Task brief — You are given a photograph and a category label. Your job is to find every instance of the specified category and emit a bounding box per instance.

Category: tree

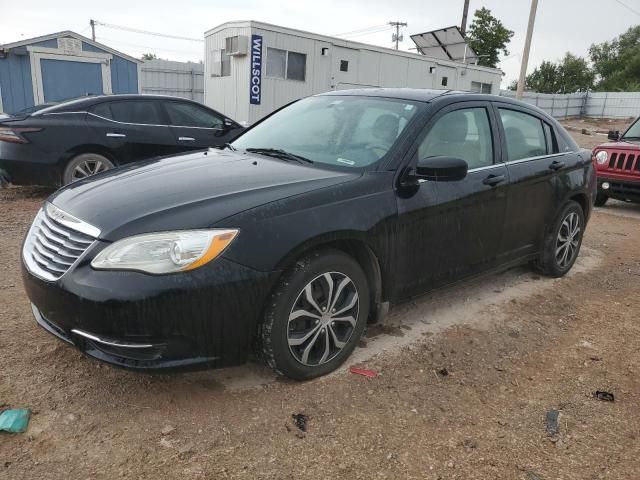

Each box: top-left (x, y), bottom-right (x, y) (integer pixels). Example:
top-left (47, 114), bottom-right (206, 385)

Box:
top-left (141, 53), bottom-right (158, 61)
top-left (525, 60), bottom-right (559, 93)
top-left (590, 26), bottom-right (640, 91)
top-left (520, 54), bottom-right (593, 94)
top-left (556, 53), bottom-right (594, 93)
top-left (466, 7), bottom-right (514, 68)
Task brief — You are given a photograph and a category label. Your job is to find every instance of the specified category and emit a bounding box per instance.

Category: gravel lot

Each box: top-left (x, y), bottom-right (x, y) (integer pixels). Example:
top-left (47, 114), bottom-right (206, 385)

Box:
top-left (1, 119), bottom-right (639, 479)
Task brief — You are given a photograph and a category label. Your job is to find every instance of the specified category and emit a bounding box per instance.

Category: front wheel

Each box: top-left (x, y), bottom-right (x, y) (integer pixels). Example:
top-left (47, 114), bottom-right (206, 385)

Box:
top-left (534, 201), bottom-right (585, 278)
top-left (260, 249), bottom-right (370, 380)
top-left (63, 153), bottom-right (114, 185)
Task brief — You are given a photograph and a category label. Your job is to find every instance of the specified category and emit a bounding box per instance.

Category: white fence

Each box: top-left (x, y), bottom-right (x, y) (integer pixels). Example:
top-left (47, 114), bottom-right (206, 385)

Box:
top-left (499, 90), bottom-right (640, 119)
top-left (140, 59), bottom-right (204, 103)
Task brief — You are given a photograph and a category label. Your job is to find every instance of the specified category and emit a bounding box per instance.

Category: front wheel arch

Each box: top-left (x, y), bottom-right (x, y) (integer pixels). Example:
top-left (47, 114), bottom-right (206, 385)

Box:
top-left (271, 236), bottom-right (385, 321)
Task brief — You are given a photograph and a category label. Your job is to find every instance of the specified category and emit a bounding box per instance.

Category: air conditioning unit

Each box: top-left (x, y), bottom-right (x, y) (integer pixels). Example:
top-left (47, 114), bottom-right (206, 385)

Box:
top-left (225, 36), bottom-right (248, 56)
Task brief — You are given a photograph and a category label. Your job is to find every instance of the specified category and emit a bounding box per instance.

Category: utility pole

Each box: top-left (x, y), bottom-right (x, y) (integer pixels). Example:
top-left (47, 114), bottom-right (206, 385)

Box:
top-left (90, 19), bottom-right (96, 41)
top-left (461, 0), bottom-right (471, 35)
top-left (516, 0), bottom-right (538, 99)
top-left (389, 21), bottom-right (407, 50)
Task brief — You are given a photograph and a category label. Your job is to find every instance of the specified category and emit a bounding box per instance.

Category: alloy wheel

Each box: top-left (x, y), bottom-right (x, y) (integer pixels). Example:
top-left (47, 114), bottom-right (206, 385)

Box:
top-left (287, 272), bottom-right (359, 366)
top-left (555, 212), bottom-right (581, 269)
top-left (72, 159), bottom-right (108, 181)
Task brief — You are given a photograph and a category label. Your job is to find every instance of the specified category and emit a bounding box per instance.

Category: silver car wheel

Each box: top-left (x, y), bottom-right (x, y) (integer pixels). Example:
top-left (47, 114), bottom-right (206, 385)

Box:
top-left (287, 272), bottom-right (359, 367)
top-left (555, 211), bottom-right (581, 268)
top-left (72, 158), bottom-right (108, 181)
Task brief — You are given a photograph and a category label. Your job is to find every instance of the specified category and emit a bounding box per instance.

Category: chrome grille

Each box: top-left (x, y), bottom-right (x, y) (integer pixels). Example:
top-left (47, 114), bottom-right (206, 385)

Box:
top-left (23, 203), bottom-right (99, 281)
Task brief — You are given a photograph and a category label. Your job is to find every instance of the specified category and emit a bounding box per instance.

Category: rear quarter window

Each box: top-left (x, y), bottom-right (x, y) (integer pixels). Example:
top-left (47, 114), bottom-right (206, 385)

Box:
top-left (91, 103), bottom-right (113, 119)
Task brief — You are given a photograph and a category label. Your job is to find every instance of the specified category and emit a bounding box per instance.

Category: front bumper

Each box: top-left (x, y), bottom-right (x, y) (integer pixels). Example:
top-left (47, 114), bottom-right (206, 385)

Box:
top-left (598, 175), bottom-right (640, 203)
top-left (22, 255), bottom-right (279, 371)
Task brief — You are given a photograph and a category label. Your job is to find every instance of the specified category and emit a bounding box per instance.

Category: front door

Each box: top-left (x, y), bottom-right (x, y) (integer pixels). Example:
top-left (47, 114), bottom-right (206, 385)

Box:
top-left (395, 102), bottom-right (508, 298)
top-left (162, 100), bottom-right (239, 151)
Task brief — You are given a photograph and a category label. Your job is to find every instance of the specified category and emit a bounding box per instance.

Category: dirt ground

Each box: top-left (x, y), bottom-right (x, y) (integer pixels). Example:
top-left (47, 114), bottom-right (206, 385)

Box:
top-left (1, 120), bottom-right (640, 479)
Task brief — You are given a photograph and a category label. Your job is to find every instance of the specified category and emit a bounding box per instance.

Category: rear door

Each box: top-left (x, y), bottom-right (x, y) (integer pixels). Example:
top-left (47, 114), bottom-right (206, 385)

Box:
top-left (493, 104), bottom-right (563, 260)
top-left (87, 100), bottom-right (176, 164)
top-left (162, 100), bottom-right (241, 151)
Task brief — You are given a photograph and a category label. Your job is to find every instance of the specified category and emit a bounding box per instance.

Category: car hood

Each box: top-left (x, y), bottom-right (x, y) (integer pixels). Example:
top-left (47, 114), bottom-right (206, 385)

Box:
top-left (50, 149), bottom-right (359, 241)
top-left (595, 141), bottom-right (640, 151)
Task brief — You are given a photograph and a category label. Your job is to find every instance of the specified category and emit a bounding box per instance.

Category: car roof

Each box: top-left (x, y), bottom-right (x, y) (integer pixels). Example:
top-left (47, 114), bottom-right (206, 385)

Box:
top-left (32, 94), bottom-right (201, 115)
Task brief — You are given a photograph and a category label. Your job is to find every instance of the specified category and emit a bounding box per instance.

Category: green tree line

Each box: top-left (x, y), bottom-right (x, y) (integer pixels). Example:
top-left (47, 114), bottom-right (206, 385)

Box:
top-left (509, 26), bottom-right (640, 93)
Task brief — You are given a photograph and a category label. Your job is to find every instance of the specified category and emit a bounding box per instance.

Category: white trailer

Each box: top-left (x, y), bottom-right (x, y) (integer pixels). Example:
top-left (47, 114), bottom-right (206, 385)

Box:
top-left (204, 21), bottom-right (502, 126)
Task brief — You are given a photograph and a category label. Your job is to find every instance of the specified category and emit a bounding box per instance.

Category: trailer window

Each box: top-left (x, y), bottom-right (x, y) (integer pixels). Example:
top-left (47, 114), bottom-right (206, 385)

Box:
top-left (266, 48), bottom-right (306, 81)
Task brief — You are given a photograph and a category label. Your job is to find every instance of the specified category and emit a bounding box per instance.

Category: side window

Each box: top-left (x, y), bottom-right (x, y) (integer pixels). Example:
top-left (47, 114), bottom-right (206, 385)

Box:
top-left (418, 107), bottom-right (494, 169)
top-left (91, 103), bottom-right (112, 119)
top-left (164, 102), bottom-right (224, 129)
top-left (499, 109), bottom-right (548, 161)
top-left (108, 101), bottom-right (162, 125)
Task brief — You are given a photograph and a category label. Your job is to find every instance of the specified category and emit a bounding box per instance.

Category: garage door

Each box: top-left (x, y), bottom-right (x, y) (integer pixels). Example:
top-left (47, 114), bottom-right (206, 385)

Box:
top-left (40, 59), bottom-right (104, 102)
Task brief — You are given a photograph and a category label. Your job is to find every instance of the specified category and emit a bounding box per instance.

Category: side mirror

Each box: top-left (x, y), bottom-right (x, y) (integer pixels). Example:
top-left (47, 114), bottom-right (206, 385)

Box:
top-left (224, 118), bottom-right (234, 128)
top-left (416, 156), bottom-right (468, 182)
top-left (608, 130), bottom-right (620, 141)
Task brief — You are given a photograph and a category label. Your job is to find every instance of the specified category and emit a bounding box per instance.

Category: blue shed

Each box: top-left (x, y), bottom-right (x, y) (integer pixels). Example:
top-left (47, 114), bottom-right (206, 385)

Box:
top-left (0, 31), bottom-right (141, 114)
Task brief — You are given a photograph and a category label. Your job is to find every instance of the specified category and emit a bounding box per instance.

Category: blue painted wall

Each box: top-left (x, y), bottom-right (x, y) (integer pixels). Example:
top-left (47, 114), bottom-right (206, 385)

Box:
top-left (0, 53), bottom-right (34, 113)
top-left (0, 35), bottom-right (139, 113)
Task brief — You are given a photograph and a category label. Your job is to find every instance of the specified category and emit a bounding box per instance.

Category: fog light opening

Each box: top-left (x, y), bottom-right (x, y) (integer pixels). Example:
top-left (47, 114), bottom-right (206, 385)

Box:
top-left (602, 182), bottom-right (610, 190)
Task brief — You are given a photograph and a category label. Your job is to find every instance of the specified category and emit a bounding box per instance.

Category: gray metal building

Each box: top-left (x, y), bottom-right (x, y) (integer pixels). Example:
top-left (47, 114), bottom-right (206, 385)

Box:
top-left (204, 20), bottom-right (503, 125)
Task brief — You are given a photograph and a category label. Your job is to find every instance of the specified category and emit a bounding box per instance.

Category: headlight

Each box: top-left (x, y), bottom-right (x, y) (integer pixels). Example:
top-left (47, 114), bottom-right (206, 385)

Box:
top-left (595, 150), bottom-right (608, 165)
top-left (91, 229), bottom-right (238, 274)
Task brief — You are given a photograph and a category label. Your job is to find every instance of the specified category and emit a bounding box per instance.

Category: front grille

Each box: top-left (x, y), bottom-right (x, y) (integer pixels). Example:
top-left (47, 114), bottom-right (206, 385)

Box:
top-left (23, 203), bottom-right (99, 281)
top-left (606, 151), bottom-right (640, 173)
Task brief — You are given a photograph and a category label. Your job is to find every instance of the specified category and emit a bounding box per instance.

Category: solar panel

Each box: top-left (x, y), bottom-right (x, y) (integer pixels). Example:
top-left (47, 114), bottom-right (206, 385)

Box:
top-left (410, 26), bottom-right (478, 64)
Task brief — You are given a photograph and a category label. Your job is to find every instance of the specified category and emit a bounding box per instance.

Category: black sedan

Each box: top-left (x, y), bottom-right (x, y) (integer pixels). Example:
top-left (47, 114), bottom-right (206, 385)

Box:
top-left (0, 94), bottom-right (243, 187)
top-left (22, 89), bottom-right (596, 380)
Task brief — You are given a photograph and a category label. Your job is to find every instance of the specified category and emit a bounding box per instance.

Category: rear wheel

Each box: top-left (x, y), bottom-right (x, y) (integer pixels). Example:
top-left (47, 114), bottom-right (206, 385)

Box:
top-left (594, 192), bottom-right (608, 207)
top-left (63, 153), bottom-right (114, 185)
top-left (534, 201), bottom-right (585, 278)
top-left (260, 249), bottom-right (370, 380)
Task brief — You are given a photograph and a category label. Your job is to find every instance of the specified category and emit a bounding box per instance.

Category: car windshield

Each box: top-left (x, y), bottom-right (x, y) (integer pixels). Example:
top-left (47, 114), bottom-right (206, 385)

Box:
top-left (622, 119), bottom-right (640, 140)
top-left (232, 96), bottom-right (420, 168)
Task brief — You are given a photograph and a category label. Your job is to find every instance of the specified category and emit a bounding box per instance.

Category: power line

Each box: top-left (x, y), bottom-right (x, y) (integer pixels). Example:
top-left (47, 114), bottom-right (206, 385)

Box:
top-left (612, 0), bottom-right (640, 16)
top-left (93, 20), bottom-right (204, 42)
top-left (95, 36), bottom-right (202, 57)
top-left (340, 26), bottom-right (394, 39)
top-left (334, 24), bottom-right (391, 37)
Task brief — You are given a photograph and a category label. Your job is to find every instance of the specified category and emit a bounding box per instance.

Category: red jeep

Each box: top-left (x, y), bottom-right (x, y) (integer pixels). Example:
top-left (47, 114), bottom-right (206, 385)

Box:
top-left (593, 118), bottom-right (640, 206)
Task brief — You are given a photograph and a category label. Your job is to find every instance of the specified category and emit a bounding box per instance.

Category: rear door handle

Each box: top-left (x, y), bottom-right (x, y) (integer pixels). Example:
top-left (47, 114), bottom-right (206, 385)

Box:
top-left (178, 136), bottom-right (195, 142)
top-left (482, 174), bottom-right (505, 186)
top-left (549, 160), bottom-right (566, 171)
top-left (106, 133), bottom-right (126, 138)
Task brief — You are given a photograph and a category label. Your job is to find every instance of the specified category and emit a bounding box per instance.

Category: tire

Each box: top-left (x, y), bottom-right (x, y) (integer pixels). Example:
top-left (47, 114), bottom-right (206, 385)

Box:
top-left (594, 192), bottom-right (608, 207)
top-left (63, 153), bottom-right (114, 185)
top-left (534, 200), bottom-right (585, 278)
top-left (260, 249), bottom-right (370, 380)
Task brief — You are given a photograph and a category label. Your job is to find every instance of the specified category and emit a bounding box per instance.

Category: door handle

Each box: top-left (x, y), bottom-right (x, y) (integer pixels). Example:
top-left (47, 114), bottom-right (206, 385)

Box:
top-left (106, 133), bottom-right (126, 138)
top-left (178, 136), bottom-right (195, 142)
top-left (482, 174), bottom-right (505, 186)
top-left (549, 160), bottom-right (566, 171)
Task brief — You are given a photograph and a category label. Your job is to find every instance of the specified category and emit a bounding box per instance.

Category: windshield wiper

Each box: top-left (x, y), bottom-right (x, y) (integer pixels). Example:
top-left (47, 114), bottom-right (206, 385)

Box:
top-left (245, 148), bottom-right (314, 164)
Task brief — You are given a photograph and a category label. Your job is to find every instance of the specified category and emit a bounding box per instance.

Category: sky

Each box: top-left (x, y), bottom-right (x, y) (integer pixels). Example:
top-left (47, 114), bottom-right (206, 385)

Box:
top-left (1, 0), bottom-right (640, 87)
